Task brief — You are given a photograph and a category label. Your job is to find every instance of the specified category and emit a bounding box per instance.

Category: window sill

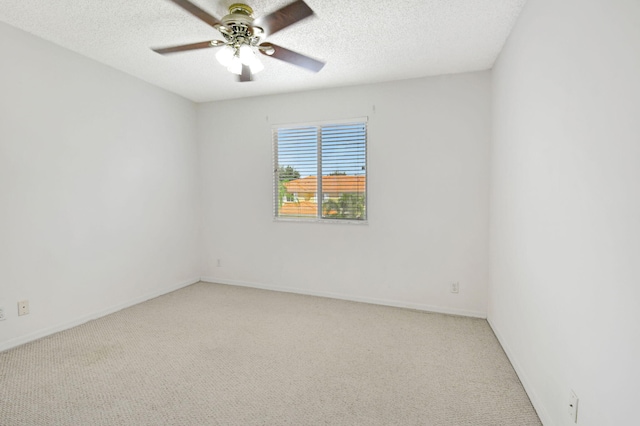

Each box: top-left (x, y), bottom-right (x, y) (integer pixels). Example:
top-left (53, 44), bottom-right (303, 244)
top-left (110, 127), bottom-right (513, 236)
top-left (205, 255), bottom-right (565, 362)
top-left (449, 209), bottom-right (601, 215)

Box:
top-left (274, 217), bottom-right (368, 225)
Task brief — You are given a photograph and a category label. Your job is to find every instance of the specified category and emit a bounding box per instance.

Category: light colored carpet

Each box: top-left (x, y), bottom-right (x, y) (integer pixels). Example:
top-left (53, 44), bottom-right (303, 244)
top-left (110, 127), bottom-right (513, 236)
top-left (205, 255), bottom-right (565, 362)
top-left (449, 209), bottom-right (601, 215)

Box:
top-left (0, 282), bottom-right (541, 425)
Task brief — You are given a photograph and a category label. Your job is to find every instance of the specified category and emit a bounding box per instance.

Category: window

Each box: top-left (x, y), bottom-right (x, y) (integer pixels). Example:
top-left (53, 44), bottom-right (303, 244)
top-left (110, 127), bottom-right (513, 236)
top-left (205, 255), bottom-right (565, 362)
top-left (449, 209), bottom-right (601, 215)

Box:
top-left (273, 119), bottom-right (367, 222)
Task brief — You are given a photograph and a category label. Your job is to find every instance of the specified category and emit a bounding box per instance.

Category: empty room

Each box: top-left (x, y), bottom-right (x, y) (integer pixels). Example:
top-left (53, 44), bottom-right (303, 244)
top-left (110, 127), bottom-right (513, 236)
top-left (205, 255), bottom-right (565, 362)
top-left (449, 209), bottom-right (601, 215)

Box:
top-left (1, 0), bottom-right (638, 425)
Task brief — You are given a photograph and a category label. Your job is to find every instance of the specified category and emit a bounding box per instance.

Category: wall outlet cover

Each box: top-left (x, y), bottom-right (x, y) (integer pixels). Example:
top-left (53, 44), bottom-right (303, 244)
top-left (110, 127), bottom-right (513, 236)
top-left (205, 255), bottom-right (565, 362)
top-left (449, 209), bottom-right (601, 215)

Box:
top-left (18, 300), bottom-right (29, 316)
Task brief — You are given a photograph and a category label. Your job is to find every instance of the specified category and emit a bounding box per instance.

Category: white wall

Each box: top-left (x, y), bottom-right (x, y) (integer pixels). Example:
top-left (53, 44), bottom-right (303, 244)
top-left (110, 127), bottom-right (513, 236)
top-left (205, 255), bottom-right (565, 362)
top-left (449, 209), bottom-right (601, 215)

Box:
top-left (489, 0), bottom-right (640, 424)
top-left (0, 23), bottom-right (201, 351)
top-left (199, 73), bottom-right (491, 317)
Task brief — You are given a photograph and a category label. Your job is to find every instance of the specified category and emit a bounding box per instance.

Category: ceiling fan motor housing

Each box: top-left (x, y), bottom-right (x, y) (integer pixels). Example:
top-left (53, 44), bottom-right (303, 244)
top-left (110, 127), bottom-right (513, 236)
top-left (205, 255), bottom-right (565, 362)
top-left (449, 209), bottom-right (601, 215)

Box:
top-left (219, 3), bottom-right (264, 47)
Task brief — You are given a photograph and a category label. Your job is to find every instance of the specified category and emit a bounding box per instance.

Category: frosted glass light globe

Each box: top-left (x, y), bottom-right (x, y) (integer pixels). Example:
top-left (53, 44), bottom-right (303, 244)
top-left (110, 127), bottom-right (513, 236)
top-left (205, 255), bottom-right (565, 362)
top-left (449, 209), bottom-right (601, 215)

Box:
top-left (215, 46), bottom-right (234, 67)
top-left (238, 44), bottom-right (255, 65)
top-left (250, 58), bottom-right (264, 74)
top-left (227, 56), bottom-right (242, 75)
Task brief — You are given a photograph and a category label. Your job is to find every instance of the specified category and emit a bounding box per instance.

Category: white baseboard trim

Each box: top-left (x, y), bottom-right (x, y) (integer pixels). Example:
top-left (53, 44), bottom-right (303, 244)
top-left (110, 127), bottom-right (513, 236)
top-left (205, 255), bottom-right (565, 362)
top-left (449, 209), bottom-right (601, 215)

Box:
top-left (201, 277), bottom-right (487, 319)
top-left (487, 318), bottom-right (552, 426)
top-left (0, 277), bottom-right (200, 353)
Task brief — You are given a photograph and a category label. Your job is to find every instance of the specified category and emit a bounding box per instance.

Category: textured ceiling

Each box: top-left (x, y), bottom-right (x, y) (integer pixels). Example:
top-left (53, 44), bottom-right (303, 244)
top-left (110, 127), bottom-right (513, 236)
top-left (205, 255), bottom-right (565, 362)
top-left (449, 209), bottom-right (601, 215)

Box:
top-left (0, 0), bottom-right (527, 102)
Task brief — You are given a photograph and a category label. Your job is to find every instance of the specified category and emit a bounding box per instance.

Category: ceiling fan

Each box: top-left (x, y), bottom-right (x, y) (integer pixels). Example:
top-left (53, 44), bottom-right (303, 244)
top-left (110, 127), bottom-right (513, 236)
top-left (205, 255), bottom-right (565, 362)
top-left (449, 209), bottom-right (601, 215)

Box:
top-left (152, 0), bottom-right (325, 82)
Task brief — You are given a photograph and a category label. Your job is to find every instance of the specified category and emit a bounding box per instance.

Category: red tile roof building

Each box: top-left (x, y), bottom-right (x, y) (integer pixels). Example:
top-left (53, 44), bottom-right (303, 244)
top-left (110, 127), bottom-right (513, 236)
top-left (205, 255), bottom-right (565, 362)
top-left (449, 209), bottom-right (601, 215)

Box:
top-left (284, 175), bottom-right (365, 196)
top-left (279, 175), bottom-right (365, 217)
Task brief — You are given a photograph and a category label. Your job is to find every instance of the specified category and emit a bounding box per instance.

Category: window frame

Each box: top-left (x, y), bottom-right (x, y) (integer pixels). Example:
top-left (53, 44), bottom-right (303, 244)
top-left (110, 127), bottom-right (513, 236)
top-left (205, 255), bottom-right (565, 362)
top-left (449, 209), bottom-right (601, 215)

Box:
top-left (272, 117), bottom-right (368, 225)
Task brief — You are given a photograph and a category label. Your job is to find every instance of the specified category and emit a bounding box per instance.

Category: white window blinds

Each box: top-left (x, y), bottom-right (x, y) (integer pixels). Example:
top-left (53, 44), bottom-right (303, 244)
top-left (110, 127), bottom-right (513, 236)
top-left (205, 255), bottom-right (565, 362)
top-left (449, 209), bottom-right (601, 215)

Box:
top-left (274, 120), bottom-right (367, 221)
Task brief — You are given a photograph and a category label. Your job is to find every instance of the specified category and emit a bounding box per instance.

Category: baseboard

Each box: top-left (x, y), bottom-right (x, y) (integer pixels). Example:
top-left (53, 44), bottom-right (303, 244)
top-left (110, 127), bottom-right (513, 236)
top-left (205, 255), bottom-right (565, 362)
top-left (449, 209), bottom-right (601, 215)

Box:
top-left (487, 318), bottom-right (553, 426)
top-left (0, 277), bottom-right (200, 353)
top-left (201, 276), bottom-right (487, 319)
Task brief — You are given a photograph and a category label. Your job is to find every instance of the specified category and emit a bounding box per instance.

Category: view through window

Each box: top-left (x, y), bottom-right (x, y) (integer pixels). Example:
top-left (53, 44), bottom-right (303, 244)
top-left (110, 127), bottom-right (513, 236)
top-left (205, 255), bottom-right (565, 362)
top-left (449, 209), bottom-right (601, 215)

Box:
top-left (273, 120), bottom-right (367, 221)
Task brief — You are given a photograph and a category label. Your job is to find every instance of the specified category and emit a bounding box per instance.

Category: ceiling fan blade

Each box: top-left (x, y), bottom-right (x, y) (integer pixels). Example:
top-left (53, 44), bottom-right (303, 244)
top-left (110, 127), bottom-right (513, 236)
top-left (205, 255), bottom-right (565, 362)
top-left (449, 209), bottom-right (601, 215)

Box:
top-left (168, 0), bottom-right (221, 28)
top-left (152, 41), bottom-right (221, 54)
top-left (252, 0), bottom-right (314, 37)
top-left (259, 43), bottom-right (325, 73)
top-left (239, 65), bottom-right (252, 82)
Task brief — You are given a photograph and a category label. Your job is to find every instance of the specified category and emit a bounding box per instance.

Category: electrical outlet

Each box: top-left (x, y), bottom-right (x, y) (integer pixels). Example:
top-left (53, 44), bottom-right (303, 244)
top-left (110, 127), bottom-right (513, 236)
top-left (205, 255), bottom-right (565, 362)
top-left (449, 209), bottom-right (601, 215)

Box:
top-left (569, 390), bottom-right (579, 423)
top-left (0, 307), bottom-right (5, 321)
top-left (18, 300), bottom-right (29, 316)
top-left (450, 282), bottom-right (459, 293)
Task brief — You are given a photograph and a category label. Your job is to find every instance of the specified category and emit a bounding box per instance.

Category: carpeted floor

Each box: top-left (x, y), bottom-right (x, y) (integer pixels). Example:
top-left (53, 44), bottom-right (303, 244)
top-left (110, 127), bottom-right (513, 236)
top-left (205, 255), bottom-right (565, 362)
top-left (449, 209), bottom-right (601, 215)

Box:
top-left (0, 282), bottom-right (541, 425)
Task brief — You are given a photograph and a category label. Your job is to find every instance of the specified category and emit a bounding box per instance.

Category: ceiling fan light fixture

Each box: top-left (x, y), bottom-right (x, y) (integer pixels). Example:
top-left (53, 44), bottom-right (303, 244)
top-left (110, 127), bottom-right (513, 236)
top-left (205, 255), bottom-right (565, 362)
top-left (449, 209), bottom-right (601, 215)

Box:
top-left (238, 44), bottom-right (255, 65)
top-left (249, 57), bottom-right (264, 74)
top-left (215, 45), bottom-right (235, 66)
top-left (227, 56), bottom-right (243, 75)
